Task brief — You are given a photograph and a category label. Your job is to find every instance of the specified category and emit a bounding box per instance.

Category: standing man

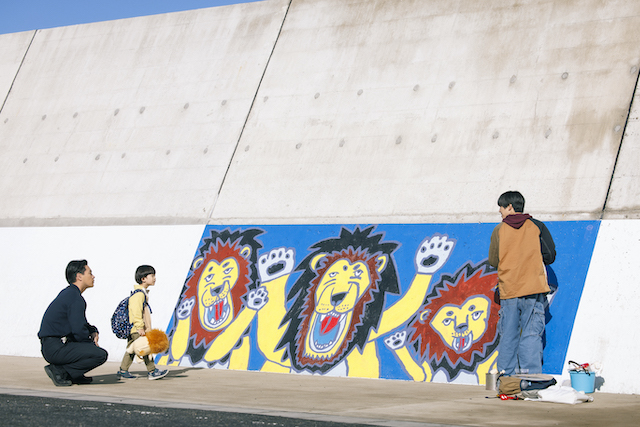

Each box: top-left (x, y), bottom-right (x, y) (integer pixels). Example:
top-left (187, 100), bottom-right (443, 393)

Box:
top-left (488, 191), bottom-right (555, 376)
top-left (38, 260), bottom-right (108, 386)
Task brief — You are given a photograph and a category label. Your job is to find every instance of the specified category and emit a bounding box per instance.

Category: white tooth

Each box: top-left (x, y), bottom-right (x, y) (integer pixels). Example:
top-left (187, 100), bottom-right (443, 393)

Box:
top-left (338, 314), bottom-right (346, 327)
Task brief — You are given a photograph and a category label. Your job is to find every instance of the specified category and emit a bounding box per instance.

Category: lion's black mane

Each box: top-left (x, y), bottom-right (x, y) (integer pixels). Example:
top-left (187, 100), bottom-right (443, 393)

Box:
top-left (278, 226), bottom-right (400, 373)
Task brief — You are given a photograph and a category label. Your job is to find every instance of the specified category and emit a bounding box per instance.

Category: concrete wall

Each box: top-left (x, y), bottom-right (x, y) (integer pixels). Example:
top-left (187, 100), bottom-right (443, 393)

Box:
top-left (1, 0), bottom-right (640, 394)
top-left (0, 31), bottom-right (33, 107)
top-left (0, 0), bottom-right (290, 226)
top-left (217, 0), bottom-right (640, 224)
top-left (607, 66), bottom-right (640, 218)
top-left (2, 0), bottom-right (640, 226)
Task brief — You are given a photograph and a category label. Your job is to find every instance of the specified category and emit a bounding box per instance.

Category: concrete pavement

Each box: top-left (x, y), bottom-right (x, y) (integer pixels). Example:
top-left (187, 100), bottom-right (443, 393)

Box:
top-left (1, 356), bottom-right (639, 426)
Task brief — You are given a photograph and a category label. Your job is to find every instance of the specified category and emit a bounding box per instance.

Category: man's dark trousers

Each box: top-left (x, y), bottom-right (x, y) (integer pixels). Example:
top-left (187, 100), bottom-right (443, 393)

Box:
top-left (41, 337), bottom-right (108, 379)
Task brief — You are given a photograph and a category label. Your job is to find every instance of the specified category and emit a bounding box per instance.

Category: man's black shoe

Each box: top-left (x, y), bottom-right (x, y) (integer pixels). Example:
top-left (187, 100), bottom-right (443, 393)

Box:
top-left (71, 375), bottom-right (93, 385)
top-left (44, 365), bottom-right (72, 387)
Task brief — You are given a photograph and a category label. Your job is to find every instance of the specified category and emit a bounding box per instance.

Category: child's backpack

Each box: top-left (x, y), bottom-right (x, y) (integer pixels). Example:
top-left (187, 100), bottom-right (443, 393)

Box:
top-left (111, 289), bottom-right (149, 339)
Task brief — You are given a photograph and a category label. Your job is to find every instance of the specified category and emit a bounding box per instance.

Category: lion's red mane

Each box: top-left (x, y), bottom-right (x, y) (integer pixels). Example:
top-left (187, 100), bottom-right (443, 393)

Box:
top-left (182, 239), bottom-right (250, 349)
top-left (408, 264), bottom-right (498, 368)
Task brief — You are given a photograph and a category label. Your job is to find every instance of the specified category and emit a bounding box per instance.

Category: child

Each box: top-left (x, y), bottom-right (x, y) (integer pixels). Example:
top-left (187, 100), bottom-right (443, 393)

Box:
top-left (117, 265), bottom-right (168, 380)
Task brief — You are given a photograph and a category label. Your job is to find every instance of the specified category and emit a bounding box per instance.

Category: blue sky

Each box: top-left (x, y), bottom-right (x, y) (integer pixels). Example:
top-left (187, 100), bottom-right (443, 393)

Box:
top-left (0, 1), bottom-right (261, 35)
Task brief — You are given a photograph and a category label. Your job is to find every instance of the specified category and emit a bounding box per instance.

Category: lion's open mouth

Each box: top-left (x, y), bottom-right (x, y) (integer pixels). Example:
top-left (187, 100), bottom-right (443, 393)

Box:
top-left (452, 330), bottom-right (473, 353)
top-left (203, 299), bottom-right (230, 330)
top-left (309, 312), bottom-right (347, 353)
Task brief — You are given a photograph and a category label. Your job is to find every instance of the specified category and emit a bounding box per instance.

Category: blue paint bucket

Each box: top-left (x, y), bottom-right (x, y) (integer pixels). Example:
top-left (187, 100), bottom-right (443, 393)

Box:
top-left (570, 371), bottom-right (596, 393)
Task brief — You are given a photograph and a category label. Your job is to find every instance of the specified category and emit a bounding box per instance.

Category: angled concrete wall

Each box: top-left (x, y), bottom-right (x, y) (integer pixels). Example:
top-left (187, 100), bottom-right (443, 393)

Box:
top-left (606, 74), bottom-right (640, 218)
top-left (1, 0), bottom-right (640, 226)
top-left (2, 0), bottom-right (640, 395)
top-left (217, 0), bottom-right (640, 224)
top-left (0, 31), bottom-right (33, 107)
top-left (0, 0), bottom-right (290, 226)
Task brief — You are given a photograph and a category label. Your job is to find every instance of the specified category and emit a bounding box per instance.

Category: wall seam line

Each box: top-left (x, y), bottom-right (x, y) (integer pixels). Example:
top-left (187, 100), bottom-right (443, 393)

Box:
top-left (600, 68), bottom-right (640, 219)
top-left (207, 0), bottom-right (294, 221)
top-left (0, 30), bottom-right (37, 115)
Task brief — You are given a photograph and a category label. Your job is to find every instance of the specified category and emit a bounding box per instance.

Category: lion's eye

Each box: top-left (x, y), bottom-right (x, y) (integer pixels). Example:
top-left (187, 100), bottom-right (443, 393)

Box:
top-left (329, 272), bottom-right (338, 278)
top-left (205, 274), bottom-right (214, 282)
top-left (223, 268), bottom-right (233, 274)
top-left (353, 269), bottom-right (362, 277)
top-left (472, 311), bottom-right (483, 321)
top-left (443, 318), bottom-right (453, 326)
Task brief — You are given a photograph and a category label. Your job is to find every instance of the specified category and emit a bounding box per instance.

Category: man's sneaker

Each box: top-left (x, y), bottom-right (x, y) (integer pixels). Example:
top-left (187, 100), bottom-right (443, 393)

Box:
top-left (44, 365), bottom-right (72, 387)
top-left (148, 368), bottom-right (168, 380)
top-left (116, 370), bottom-right (137, 380)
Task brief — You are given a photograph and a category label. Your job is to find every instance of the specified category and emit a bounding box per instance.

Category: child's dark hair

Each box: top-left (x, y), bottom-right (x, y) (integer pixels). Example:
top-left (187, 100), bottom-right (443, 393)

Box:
top-left (497, 191), bottom-right (525, 213)
top-left (135, 265), bottom-right (156, 284)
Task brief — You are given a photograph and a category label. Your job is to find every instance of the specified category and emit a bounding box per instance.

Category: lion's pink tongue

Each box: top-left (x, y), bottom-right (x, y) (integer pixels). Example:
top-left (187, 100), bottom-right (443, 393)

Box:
top-left (320, 315), bottom-right (339, 334)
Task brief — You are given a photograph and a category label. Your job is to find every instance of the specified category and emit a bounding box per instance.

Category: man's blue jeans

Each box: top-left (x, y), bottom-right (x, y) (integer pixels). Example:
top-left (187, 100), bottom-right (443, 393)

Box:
top-left (497, 293), bottom-right (546, 375)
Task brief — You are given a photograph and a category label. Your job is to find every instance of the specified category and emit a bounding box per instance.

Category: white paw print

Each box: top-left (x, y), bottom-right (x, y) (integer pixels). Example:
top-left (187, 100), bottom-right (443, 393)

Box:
top-left (246, 286), bottom-right (269, 311)
top-left (415, 234), bottom-right (455, 274)
top-left (258, 247), bottom-right (295, 282)
top-left (176, 297), bottom-right (195, 320)
top-left (384, 330), bottom-right (407, 350)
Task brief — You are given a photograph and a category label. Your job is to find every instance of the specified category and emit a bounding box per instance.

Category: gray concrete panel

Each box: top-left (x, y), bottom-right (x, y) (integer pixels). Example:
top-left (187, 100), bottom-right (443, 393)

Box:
top-left (0, 31), bottom-right (33, 109)
top-left (0, 1), bottom-right (289, 225)
top-left (605, 70), bottom-right (640, 218)
top-left (214, 0), bottom-right (640, 224)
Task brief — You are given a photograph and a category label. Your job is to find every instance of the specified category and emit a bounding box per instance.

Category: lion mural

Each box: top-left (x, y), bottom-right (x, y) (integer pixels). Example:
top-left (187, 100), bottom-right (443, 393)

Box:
top-left (158, 228), bottom-right (267, 369)
top-left (384, 260), bottom-right (499, 384)
top-left (276, 226), bottom-right (455, 377)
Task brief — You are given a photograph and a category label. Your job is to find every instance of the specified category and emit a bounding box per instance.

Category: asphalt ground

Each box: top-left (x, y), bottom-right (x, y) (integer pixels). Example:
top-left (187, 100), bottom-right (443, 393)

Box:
top-left (0, 393), bottom-right (376, 427)
top-left (2, 356), bottom-right (640, 426)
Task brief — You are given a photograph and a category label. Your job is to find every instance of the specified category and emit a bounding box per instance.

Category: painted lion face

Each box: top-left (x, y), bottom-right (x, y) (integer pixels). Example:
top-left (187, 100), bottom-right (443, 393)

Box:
top-left (305, 258), bottom-right (372, 358)
top-left (280, 226), bottom-right (400, 374)
top-left (407, 261), bottom-right (499, 375)
top-left (429, 295), bottom-right (490, 353)
top-left (197, 257), bottom-right (240, 331)
top-left (166, 228), bottom-right (263, 365)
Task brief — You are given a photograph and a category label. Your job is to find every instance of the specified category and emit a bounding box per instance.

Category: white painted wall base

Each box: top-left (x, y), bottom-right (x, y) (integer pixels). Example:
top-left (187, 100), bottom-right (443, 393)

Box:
top-left (0, 225), bottom-right (204, 363)
top-left (562, 220), bottom-right (640, 394)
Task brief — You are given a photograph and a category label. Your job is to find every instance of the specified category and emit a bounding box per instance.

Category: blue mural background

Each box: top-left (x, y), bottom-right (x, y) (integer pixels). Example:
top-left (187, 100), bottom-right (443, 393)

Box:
top-left (163, 221), bottom-right (599, 378)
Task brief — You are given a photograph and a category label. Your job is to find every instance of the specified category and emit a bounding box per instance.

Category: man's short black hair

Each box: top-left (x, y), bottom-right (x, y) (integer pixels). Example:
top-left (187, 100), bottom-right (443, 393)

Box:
top-left (135, 265), bottom-right (156, 284)
top-left (66, 260), bottom-right (88, 285)
top-left (497, 191), bottom-right (525, 213)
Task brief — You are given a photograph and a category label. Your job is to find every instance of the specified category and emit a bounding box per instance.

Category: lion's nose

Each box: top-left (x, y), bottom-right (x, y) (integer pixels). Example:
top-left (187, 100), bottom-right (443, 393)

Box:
top-left (456, 323), bottom-right (468, 332)
top-left (210, 285), bottom-right (223, 296)
top-left (331, 292), bottom-right (347, 306)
